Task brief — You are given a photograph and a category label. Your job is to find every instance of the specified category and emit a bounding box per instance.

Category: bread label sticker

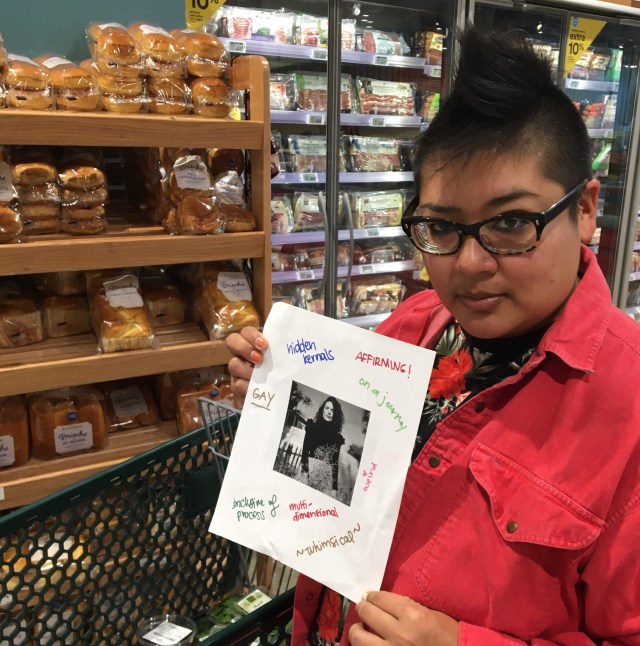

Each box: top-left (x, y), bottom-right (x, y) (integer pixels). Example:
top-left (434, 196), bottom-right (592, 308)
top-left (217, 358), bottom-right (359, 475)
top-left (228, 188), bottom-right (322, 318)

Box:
top-left (8, 54), bottom-right (36, 64)
top-left (98, 22), bottom-right (125, 30)
top-left (218, 272), bottom-right (252, 302)
top-left (142, 620), bottom-right (193, 646)
top-left (40, 56), bottom-right (73, 69)
top-left (236, 589), bottom-right (272, 613)
top-left (174, 156), bottom-right (211, 191)
top-left (0, 435), bottom-right (16, 467)
top-left (104, 274), bottom-right (144, 309)
top-left (54, 422), bottom-right (93, 454)
top-left (0, 162), bottom-right (15, 203)
top-left (111, 386), bottom-right (149, 420)
top-left (138, 24), bottom-right (171, 36)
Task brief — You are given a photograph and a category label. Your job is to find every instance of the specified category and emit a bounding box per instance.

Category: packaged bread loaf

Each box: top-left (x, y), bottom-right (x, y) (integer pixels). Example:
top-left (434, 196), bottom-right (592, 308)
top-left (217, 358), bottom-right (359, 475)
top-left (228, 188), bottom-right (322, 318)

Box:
top-left (213, 171), bottom-right (255, 232)
top-left (0, 204), bottom-right (22, 242)
top-left (155, 367), bottom-right (222, 420)
top-left (0, 281), bottom-right (43, 348)
top-left (91, 271), bottom-right (157, 353)
top-left (102, 378), bottom-right (159, 432)
top-left (176, 376), bottom-right (234, 435)
top-left (142, 281), bottom-right (187, 328)
top-left (11, 149), bottom-right (56, 186)
top-left (208, 148), bottom-right (245, 177)
top-left (42, 295), bottom-right (91, 338)
top-left (28, 387), bottom-right (107, 460)
top-left (171, 28), bottom-right (228, 78)
top-left (0, 396), bottom-right (29, 469)
top-left (34, 55), bottom-right (99, 112)
top-left (3, 55), bottom-right (53, 110)
top-left (193, 263), bottom-right (260, 340)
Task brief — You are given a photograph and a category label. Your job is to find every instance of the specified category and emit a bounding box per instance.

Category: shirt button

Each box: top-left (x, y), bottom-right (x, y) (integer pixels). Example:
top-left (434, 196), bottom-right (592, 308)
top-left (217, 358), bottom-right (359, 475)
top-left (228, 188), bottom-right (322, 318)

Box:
top-left (506, 521), bottom-right (518, 533)
top-left (428, 455), bottom-right (441, 468)
top-left (305, 592), bottom-right (315, 602)
top-left (474, 401), bottom-right (485, 413)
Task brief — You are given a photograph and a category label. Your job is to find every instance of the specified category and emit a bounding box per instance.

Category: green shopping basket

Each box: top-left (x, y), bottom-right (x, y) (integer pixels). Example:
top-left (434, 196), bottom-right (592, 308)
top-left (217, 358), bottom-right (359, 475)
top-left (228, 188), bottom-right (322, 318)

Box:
top-left (0, 400), bottom-right (296, 645)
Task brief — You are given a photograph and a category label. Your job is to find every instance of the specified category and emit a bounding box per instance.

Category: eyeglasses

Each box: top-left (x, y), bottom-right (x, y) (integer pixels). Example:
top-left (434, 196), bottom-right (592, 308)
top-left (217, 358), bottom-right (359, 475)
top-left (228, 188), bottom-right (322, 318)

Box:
top-left (401, 180), bottom-right (586, 255)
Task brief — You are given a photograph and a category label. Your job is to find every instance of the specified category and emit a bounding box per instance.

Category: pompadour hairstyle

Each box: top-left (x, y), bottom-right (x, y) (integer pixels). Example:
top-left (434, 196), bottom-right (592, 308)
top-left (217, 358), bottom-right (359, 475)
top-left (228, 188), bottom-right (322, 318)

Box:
top-left (414, 27), bottom-right (592, 202)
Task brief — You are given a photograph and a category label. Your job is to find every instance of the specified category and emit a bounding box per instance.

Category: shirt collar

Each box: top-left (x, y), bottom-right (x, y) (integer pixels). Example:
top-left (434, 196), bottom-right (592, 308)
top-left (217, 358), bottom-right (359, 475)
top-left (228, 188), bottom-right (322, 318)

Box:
top-left (537, 245), bottom-right (610, 373)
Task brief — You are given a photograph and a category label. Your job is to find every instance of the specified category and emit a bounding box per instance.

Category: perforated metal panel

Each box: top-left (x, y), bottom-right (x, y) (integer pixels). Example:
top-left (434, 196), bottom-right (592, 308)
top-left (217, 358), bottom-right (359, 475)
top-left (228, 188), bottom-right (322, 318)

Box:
top-left (0, 418), bottom-right (295, 646)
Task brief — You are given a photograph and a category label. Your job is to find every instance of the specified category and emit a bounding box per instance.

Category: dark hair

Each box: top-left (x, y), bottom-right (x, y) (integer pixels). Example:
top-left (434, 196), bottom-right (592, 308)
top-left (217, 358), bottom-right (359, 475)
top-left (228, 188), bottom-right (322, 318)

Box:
top-left (314, 397), bottom-right (344, 432)
top-left (414, 27), bottom-right (592, 212)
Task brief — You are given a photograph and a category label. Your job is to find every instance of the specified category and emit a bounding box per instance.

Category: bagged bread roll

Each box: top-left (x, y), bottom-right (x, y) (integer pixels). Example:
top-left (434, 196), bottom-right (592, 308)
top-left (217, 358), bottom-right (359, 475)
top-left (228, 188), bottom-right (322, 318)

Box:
top-left (142, 282), bottom-right (187, 327)
top-left (4, 55), bottom-right (50, 91)
top-left (17, 182), bottom-right (60, 204)
top-left (169, 154), bottom-right (214, 203)
top-left (11, 159), bottom-right (56, 186)
top-left (155, 367), bottom-right (222, 420)
top-left (92, 24), bottom-right (141, 66)
top-left (147, 77), bottom-right (190, 115)
top-left (58, 154), bottom-right (105, 190)
top-left (0, 283), bottom-right (43, 348)
top-left (42, 295), bottom-right (91, 338)
top-left (34, 55), bottom-right (99, 112)
top-left (92, 272), bottom-right (156, 353)
top-left (128, 22), bottom-right (183, 64)
top-left (190, 77), bottom-right (230, 117)
top-left (193, 265), bottom-right (260, 340)
top-left (0, 396), bottom-right (29, 469)
top-left (171, 29), bottom-right (228, 78)
top-left (28, 387), bottom-right (107, 460)
top-left (61, 186), bottom-right (108, 207)
top-left (0, 205), bottom-right (22, 243)
top-left (176, 377), bottom-right (234, 435)
top-left (208, 149), bottom-right (245, 177)
top-left (102, 378), bottom-right (159, 432)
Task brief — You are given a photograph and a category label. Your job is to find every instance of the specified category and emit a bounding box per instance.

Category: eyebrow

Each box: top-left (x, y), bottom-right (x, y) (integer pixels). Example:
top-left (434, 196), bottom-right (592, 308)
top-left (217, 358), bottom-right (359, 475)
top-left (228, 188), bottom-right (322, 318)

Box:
top-left (420, 189), bottom-right (540, 214)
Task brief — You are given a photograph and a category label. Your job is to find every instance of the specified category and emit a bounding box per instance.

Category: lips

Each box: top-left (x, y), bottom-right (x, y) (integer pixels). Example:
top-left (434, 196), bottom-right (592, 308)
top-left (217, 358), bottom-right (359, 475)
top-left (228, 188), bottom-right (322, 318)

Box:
top-left (458, 291), bottom-right (503, 312)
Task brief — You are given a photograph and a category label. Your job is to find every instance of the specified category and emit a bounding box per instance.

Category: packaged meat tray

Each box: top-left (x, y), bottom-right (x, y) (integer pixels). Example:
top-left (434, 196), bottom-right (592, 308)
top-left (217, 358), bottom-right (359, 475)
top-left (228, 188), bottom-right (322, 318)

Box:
top-left (293, 72), bottom-right (355, 112)
top-left (356, 77), bottom-right (416, 116)
top-left (411, 31), bottom-right (444, 65)
top-left (341, 19), bottom-right (356, 51)
top-left (350, 190), bottom-right (405, 228)
top-left (271, 193), bottom-right (294, 234)
top-left (292, 191), bottom-right (324, 231)
top-left (347, 136), bottom-right (402, 172)
top-left (286, 135), bottom-right (346, 173)
top-left (270, 74), bottom-right (295, 111)
top-left (356, 29), bottom-right (410, 56)
top-left (219, 7), bottom-right (295, 44)
top-left (297, 280), bottom-right (348, 318)
top-left (350, 277), bottom-right (404, 316)
top-left (294, 13), bottom-right (329, 47)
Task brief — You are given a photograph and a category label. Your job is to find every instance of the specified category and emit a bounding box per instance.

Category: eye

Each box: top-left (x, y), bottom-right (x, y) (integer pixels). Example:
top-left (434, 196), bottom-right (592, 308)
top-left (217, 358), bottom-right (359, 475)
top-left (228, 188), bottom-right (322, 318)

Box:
top-left (491, 213), bottom-right (532, 233)
top-left (427, 220), bottom-right (457, 235)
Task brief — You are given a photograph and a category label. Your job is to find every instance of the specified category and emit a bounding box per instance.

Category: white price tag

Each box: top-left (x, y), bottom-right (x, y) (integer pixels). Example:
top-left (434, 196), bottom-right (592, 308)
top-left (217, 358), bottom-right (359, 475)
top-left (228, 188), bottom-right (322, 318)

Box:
top-left (373, 55), bottom-right (389, 66)
top-left (365, 228), bottom-right (381, 238)
top-left (300, 173), bottom-right (319, 183)
top-left (0, 162), bottom-right (14, 203)
top-left (227, 41), bottom-right (247, 54)
top-left (359, 264), bottom-right (375, 275)
top-left (142, 620), bottom-right (193, 646)
top-left (173, 155), bottom-right (211, 191)
top-left (369, 116), bottom-right (386, 127)
top-left (218, 272), bottom-right (252, 302)
top-left (296, 270), bottom-right (315, 281)
top-left (104, 274), bottom-right (144, 309)
top-left (0, 435), bottom-right (16, 467)
top-left (111, 387), bottom-right (149, 420)
top-left (306, 113), bottom-right (326, 125)
top-left (311, 48), bottom-right (328, 61)
top-left (431, 66), bottom-right (442, 78)
top-left (54, 422), bottom-right (93, 455)
top-left (569, 80), bottom-right (580, 89)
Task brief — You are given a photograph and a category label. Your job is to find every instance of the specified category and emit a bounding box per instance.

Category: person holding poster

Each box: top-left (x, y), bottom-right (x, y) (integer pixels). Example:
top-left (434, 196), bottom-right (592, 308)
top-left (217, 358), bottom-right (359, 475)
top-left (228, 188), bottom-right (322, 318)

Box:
top-left (227, 27), bottom-right (640, 646)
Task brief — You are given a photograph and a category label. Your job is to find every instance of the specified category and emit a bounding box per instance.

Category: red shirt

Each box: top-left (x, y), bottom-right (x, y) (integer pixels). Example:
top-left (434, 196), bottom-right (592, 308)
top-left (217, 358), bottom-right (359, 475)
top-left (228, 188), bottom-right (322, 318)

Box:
top-left (292, 247), bottom-right (640, 645)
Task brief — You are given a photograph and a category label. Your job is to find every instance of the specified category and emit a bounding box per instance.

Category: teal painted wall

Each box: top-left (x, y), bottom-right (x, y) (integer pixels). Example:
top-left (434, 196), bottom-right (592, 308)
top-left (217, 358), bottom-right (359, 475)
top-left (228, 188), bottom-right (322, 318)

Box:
top-left (1, 1), bottom-right (185, 62)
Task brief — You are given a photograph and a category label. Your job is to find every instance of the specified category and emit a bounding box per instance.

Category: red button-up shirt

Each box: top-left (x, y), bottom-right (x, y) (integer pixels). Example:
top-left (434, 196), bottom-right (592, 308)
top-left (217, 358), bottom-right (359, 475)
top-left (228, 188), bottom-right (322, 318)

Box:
top-left (292, 247), bottom-right (640, 645)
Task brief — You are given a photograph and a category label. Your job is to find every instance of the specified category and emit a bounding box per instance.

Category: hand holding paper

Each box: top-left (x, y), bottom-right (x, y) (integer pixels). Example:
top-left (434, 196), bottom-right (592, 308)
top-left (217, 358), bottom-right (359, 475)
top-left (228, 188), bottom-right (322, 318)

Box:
top-left (210, 303), bottom-right (436, 601)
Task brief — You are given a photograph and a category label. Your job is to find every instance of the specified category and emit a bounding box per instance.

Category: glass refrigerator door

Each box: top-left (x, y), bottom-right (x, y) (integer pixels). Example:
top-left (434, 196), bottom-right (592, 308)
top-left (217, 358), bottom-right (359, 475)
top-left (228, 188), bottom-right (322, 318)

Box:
top-left (337, 0), bottom-right (455, 329)
top-left (474, 2), bottom-right (640, 303)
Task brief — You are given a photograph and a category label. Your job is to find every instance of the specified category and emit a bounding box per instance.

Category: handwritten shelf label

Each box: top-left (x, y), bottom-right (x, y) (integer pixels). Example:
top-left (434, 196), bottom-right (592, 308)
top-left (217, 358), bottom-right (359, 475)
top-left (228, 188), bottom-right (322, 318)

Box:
top-left (54, 422), bottom-right (93, 455)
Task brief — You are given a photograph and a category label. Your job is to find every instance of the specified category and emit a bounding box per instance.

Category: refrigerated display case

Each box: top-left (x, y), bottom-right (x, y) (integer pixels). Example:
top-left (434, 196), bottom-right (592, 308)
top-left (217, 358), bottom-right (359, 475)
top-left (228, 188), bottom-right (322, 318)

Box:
top-left (471, 0), bottom-right (640, 316)
top-left (206, 0), bottom-right (455, 327)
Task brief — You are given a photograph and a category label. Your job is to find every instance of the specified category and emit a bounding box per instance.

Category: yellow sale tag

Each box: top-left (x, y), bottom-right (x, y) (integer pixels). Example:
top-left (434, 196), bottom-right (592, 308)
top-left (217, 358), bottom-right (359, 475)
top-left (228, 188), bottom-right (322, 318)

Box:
top-left (185, 0), bottom-right (227, 30)
top-left (564, 16), bottom-right (606, 77)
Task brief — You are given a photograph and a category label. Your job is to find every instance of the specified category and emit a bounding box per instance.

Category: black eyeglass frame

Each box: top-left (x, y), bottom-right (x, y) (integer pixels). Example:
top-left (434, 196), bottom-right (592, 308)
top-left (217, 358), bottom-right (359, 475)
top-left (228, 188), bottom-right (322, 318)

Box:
top-left (401, 180), bottom-right (587, 256)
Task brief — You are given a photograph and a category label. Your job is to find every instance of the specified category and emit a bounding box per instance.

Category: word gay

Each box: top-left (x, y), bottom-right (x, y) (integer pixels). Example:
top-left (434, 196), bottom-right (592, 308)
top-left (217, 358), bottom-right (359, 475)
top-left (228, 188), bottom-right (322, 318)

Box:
top-left (295, 523), bottom-right (361, 557)
top-left (362, 462), bottom-right (378, 492)
top-left (251, 388), bottom-right (275, 411)
top-left (293, 506), bottom-right (339, 522)
top-left (287, 337), bottom-right (335, 365)
top-left (359, 378), bottom-right (407, 432)
top-left (355, 352), bottom-right (412, 376)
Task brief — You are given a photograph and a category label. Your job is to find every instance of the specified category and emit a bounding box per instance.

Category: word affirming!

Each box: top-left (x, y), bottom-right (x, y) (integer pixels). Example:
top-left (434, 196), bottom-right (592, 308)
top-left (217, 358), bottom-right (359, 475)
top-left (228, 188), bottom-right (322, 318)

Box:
top-left (251, 388), bottom-right (275, 411)
top-left (358, 378), bottom-right (407, 432)
top-left (362, 462), bottom-right (378, 492)
top-left (354, 352), bottom-right (412, 376)
top-left (295, 524), bottom-right (361, 556)
top-left (287, 337), bottom-right (335, 365)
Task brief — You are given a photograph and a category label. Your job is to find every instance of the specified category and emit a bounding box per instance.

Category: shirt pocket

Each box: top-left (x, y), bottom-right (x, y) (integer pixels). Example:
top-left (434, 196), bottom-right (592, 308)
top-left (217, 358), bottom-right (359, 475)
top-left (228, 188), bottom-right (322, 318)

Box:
top-left (470, 443), bottom-right (604, 550)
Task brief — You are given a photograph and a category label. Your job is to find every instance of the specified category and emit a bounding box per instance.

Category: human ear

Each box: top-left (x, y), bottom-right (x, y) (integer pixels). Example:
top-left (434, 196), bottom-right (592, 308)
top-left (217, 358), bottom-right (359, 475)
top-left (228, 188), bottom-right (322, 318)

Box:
top-left (577, 178), bottom-right (600, 244)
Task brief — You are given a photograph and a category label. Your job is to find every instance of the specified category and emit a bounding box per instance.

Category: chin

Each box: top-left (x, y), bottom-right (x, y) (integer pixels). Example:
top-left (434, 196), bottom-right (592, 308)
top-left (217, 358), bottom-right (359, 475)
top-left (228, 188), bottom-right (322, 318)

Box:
top-left (454, 313), bottom-right (517, 339)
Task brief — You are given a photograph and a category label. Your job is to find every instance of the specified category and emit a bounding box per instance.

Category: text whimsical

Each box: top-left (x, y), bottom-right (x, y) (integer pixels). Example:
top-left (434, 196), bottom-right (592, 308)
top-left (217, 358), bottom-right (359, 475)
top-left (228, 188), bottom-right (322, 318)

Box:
top-left (359, 378), bottom-right (407, 432)
top-left (287, 337), bottom-right (335, 365)
top-left (295, 524), bottom-right (361, 557)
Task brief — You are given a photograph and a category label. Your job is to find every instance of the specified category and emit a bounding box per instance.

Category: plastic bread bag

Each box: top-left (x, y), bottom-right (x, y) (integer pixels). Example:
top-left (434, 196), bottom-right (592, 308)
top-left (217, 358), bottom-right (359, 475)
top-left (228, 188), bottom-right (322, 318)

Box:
top-left (0, 280), bottom-right (43, 347)
top-left (141, 281), bottom-right (187, 328)
top-left (171, 28), bottom-right (229, 78)
top-left (350, 190), bottom-right (405, 228)
top-left (193, 262), bottom-right (261, 341)
top-left (34, 54), bottom-right (99, 112)
top-left (0, 166), bottom-right (22, 242)
top-left (0, 395), bottom-right (29, 469)
top-left (61, 185), bottom-right (108, 207)
top-left (102, 378), bottom-right (160, 432)
top-left (88, 23), bottom-right (142, 69)
top-left (58, 149), bottom-right (106, 190)
top-left (155, 366), bottom-right (224, 420)
top-left (3, 54), bottom-right (51, 92)
top-left (41, 294), bottom-right (91, 338)
top-left (33, 271), bottom-right (85, 296)
top-left (271, 193), bottom-right (294, 234)
top-left (28, 386), bottom-right (107, 460)
top-left (17, 181), bottom-right (60, 205)
top-left (91, 271), bottom-right (157, 353)
top-left (208, 148), bottom-right (245, 177)
top-left (147, 76), bottom-right (191, 115)
top-left (61, 205), bottom-right (107, 236)
top-left (99, 92), bottom-right (149, 114)
top-left (190, 77), bottom-right (230, 118)
top-left (176, 375), bottom-right (234, 435)
top-left (356, 77), bottom-right (416, 116)
top-left (20, 210), bottom-right (61, 236)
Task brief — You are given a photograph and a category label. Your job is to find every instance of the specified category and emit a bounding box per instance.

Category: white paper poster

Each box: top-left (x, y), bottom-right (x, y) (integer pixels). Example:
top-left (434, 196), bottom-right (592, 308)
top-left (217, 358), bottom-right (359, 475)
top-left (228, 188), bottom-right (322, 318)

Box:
top-left (209, 302), bottom-right (436, 601)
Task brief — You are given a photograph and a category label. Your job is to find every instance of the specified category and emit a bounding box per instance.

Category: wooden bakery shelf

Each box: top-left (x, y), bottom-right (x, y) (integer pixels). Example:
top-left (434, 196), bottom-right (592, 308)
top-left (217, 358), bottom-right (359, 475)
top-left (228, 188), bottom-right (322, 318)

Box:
top-left (0, 229), bottom-right (265, 275)
top-left (0, 421), bottom-right (180, 510)
top-left (0, 323), bottom-right (232, 397)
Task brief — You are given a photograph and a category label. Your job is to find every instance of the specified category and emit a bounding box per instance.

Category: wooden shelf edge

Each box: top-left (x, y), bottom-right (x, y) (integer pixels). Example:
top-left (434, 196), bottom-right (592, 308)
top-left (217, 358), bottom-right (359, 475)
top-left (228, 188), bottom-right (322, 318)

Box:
top-left (0, 232), bottom-right (266, 275)
top-left (0, 422), bottom-right (180, 510)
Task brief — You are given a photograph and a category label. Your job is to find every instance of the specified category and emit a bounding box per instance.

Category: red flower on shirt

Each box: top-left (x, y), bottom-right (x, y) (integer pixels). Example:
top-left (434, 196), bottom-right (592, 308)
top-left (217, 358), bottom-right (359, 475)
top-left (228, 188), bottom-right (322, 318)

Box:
top-left (317, 589), bottom-right (342, 644)
top-left (429, 347), bottom-right (473, 400)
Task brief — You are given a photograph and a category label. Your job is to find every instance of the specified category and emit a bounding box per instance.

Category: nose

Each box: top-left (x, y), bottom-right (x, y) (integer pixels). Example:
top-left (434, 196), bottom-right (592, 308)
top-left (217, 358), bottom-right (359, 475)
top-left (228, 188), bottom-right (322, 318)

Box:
top-left (455, 235), bottom-right (498, 275)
